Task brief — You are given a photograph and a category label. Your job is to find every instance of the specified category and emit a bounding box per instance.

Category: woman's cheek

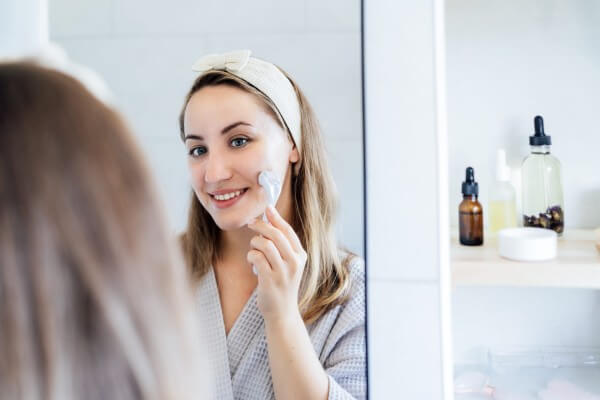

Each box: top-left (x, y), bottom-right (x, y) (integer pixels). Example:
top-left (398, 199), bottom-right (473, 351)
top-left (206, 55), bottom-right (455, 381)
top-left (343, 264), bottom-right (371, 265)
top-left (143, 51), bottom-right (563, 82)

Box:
top-left (260, 144), bottom-right (289, 176)
top-left (189, 165), bottom-right (205, 190)
top-left (241, 149), bottom-right (271, 177)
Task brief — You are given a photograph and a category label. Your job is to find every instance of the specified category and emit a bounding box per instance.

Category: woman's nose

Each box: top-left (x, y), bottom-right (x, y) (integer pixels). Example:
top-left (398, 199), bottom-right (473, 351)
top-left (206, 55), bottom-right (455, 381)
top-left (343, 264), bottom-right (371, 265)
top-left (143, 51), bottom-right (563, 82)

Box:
top-left (204, 153), bottom-right (233, 183)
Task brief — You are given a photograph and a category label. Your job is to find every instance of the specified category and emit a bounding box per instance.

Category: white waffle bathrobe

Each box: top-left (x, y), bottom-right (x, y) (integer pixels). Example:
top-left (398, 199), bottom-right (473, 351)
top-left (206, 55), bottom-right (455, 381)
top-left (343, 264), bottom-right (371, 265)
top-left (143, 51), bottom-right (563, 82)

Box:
top-left (195, 258), bottom-right (366, 399)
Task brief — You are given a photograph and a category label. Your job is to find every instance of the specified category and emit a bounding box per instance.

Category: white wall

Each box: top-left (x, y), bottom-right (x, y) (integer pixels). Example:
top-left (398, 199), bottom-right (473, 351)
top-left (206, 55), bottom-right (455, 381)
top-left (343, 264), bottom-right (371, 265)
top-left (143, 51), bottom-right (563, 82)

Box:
top-left (453, 288), bottom-right (600, 364)
top-left (447, 0), bottom-right (600, 230)
top-left (49, 0), bottom-right (364, 255)
top-left (447, 0), bottom-right (600, 366)
top-left (365, 1), bottom-right (452, 398)
top-left (0, 0), bottom-right (47, 57)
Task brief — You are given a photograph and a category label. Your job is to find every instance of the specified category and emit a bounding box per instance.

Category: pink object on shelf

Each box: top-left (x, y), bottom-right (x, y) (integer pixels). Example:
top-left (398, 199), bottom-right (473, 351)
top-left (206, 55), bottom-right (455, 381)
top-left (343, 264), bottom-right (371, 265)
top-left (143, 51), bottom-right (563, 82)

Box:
top-left (538, 379), bottom-right (600, 400)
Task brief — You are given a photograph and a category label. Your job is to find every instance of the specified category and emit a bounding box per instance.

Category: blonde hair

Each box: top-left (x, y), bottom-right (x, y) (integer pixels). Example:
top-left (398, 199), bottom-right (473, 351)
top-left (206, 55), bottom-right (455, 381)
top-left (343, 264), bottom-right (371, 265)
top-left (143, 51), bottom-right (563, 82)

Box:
top-left (0, 63), bottom-right (207, 399)
top-left (179, 67), bottom-right (355, 324)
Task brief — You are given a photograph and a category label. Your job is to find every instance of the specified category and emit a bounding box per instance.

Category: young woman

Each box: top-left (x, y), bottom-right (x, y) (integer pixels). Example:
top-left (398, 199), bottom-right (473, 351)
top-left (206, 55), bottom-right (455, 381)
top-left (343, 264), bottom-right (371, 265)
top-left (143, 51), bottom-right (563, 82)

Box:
top-left (179, 50), bottom-right (366, 399)
top-left (0, 63), bottom-right (207, 400)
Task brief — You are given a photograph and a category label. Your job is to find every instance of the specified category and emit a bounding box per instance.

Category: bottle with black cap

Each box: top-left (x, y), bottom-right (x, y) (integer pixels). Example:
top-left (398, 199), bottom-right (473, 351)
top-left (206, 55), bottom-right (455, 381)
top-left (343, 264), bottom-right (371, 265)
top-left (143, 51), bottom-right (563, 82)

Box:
top-left (522, 115), bottom-right (564, 235)
top-left (459, 166), bottom-right (484, 245)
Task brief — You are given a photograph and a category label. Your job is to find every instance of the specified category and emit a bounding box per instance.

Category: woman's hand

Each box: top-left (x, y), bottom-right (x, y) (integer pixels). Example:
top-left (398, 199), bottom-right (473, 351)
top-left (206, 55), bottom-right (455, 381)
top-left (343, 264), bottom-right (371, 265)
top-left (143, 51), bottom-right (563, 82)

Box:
top-left (248, 206), bottom-right (329, 400)
top-left (246, 205), bottom-right (307, 322)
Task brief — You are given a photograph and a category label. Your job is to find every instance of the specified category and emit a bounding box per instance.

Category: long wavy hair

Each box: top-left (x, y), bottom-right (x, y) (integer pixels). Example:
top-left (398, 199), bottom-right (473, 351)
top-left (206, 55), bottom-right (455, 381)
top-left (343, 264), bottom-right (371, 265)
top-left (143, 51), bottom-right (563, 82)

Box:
top-left (0, 62), bottom-right (206, 400)
top-left (179, 65), bottom-right (355, 324)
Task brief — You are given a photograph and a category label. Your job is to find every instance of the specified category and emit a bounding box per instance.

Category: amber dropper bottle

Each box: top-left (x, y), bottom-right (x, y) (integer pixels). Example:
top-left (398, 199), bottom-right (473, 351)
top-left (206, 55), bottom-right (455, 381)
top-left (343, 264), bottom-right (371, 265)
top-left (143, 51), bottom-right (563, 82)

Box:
top-left (459, 167), bottom-right (484, 246)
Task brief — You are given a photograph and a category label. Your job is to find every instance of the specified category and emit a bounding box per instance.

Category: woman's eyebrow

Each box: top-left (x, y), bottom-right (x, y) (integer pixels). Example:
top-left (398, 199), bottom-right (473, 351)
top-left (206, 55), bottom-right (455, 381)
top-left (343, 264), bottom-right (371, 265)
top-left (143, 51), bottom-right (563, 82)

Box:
top-left (184, 134), bottom-right (203, 142)
top-left (221, 121), bottom-right (253, 134)
top-left (184, 121), bottom-right (253, 142)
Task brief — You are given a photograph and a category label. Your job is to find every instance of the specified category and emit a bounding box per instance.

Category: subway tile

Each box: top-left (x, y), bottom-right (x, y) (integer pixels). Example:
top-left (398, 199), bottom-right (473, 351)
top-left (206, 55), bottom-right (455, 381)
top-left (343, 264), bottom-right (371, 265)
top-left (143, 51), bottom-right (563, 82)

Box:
top-left (137, 137), bottom-right (192, 232)
top-left (49, 0), bottom-right (113, 37)
top-left (113, 0), bottom-right (305, 35)
top-left (453, 288), bottom-right (600, 364)
top-left (368, 280), bottom-right (444, 399)
top-left (55, 36), bottom-right (208, 140)
top-left (365, 1), bottom-right (439, 281)
top-left (365, 129), bottom-right (440, 281)
top-left (306, 0), bottom-right (360, 32)
top-left (327, 138), bottom-right (364, 256)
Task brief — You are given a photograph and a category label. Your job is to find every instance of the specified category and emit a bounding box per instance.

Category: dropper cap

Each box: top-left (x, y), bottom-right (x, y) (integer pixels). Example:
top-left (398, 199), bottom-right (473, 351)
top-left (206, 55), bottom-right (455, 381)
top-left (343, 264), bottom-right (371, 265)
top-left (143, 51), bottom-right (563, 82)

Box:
top-left (461, 167), bottom-right (479, 196)
top-left (529, 115), bottom-right (552, 146)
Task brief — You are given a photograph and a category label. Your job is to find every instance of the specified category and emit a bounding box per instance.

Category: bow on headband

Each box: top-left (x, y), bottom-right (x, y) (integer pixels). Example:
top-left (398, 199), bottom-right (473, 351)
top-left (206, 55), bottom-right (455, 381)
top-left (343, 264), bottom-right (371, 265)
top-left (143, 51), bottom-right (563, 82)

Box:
top-left (192, 50), bottom-right (251, 73)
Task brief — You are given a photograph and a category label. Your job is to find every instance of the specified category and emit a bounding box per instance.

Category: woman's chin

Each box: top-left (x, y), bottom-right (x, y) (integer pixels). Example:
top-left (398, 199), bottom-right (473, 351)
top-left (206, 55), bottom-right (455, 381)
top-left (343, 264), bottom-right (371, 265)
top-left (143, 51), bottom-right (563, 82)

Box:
top-left (209, 205), bottom-right (264, 231)
top-left (214, 216), bottom-right (256, 232)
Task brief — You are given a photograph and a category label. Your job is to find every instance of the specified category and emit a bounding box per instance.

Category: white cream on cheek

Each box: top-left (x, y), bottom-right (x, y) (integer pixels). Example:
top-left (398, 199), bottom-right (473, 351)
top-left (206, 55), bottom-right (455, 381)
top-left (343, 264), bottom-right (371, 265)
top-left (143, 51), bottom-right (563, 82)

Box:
top-left (252, 110), bottom-right (292, 184)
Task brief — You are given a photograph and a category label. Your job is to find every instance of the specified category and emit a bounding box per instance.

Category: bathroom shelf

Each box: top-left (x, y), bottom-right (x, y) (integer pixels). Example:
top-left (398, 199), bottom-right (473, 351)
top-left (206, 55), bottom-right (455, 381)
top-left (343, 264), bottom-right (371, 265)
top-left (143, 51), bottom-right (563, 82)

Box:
top-left (451, 230), bottom-right (600, 289)
top-left (454, 365), bottom-right (600, 399)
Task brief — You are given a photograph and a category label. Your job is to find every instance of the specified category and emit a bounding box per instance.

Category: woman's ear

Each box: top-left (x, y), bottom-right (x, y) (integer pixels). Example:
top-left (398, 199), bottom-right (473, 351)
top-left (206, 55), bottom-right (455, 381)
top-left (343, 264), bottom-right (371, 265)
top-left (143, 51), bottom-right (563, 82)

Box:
top-left (290, 146), bottom-right (301, 176)
top-left (289, 146), bottom-right (300, 163)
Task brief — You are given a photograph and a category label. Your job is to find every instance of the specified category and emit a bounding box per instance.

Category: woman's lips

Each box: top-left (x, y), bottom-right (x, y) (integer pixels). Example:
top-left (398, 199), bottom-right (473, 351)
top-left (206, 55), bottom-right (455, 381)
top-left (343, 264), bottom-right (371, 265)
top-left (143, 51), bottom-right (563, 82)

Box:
top-left (210, 188), bottom-right (248, 209)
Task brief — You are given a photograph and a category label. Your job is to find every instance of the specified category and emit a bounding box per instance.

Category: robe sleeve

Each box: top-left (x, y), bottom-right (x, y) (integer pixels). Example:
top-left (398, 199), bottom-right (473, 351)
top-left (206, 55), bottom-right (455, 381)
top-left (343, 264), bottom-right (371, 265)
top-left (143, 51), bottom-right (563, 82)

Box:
top-left (323, 259), bottom-right (367, 400)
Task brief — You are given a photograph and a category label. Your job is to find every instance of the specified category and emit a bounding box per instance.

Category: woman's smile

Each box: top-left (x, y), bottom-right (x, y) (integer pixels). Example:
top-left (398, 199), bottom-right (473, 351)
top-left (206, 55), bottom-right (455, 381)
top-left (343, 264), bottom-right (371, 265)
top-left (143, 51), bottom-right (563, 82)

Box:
top-left (209, 188), bottom-right (249, 209)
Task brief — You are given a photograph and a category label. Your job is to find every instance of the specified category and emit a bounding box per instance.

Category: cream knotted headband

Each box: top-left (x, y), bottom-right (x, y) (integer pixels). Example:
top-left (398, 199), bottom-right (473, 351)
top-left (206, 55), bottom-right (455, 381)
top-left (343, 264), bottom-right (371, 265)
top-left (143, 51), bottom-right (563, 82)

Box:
top-left (192, 50), bottom-right (302, 155)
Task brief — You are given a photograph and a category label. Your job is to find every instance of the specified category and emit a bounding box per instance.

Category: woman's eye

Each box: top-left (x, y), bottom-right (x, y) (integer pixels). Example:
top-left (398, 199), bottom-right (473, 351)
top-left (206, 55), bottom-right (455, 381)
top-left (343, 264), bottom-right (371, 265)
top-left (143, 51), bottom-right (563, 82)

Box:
top-left (231, 137), bottom-right (249, 148)
top-left (189, 146), bottom-right (207, 157)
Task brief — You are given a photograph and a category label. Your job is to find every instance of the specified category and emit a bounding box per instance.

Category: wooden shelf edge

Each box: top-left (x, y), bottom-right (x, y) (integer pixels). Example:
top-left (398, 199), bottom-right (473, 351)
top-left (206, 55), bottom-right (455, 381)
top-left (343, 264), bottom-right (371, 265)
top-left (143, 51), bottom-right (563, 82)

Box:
top-left (452, 261), bottom-right (600, 289)
top-left (451, 230), bottom-right (600, 288)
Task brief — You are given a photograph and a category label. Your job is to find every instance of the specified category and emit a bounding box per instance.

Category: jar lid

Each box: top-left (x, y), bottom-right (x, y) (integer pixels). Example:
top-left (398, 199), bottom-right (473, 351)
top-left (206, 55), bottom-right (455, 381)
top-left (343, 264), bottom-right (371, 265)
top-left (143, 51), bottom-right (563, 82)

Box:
top-left (498, 227), bottom-right (557, 261)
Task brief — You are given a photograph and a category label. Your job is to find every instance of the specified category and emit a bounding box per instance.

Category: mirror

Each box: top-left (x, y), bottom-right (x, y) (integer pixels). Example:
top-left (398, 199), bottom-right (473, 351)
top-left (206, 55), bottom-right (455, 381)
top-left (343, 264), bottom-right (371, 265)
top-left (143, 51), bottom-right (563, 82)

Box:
top-left (48, 0), bottom-right (366, 398)
top-left (49, 0), bottom-right (364, 256)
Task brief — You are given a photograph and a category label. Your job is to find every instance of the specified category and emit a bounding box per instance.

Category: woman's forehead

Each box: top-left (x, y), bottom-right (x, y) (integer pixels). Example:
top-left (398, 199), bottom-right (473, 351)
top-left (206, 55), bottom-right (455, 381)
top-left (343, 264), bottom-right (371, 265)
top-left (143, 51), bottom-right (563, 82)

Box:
top-left (184, 85), bottom-right (280, 136)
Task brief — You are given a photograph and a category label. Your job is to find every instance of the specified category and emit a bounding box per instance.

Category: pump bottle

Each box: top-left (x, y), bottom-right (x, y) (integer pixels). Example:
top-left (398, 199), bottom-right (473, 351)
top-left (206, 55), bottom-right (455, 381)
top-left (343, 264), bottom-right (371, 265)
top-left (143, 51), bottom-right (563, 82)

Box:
top-left (489, 149), bottom-right (517, 233)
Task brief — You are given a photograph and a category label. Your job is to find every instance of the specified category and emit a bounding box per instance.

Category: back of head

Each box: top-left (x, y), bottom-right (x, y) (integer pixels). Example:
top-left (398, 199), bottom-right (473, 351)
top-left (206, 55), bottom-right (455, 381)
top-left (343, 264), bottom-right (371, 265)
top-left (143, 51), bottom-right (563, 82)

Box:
top-left (0, 63), bottom-right (206, 400)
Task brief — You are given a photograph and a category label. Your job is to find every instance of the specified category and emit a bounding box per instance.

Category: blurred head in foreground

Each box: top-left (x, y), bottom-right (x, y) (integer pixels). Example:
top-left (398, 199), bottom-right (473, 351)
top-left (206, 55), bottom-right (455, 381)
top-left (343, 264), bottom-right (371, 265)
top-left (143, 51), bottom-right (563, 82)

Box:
top-left (0, 62), bottom-right (207, 400)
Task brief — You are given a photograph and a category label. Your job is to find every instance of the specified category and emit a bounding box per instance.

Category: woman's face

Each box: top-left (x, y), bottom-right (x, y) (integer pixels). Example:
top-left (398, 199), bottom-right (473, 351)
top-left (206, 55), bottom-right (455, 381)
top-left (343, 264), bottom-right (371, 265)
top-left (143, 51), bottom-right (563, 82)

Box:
top-left (183, 84), bottom-right (299, 231)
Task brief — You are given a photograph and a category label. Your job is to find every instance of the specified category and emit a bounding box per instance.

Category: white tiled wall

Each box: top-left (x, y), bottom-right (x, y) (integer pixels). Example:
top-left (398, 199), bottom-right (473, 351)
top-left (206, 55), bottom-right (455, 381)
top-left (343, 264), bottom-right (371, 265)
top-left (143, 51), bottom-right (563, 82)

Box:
top-left (49, 0), bottom-right (364, 255)
top-left (365, 0), bottom-right (452, 398)
top-left (0, 0), bottom-right (47, 57)
top-left (369, 281), bottom-right (443, 399)
top-left (453, 288), bottom-right (600, 365)
top-left (364, 0), bottom-right (438, 283)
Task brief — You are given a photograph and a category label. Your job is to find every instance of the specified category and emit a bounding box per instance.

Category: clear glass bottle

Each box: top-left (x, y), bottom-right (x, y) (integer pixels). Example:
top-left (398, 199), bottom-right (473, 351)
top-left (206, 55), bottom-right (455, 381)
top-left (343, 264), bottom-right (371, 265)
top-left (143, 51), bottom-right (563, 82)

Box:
top-left (521, 116), bottom-right (564, 234)
top-left (489, 149), bottom-right (517, 233)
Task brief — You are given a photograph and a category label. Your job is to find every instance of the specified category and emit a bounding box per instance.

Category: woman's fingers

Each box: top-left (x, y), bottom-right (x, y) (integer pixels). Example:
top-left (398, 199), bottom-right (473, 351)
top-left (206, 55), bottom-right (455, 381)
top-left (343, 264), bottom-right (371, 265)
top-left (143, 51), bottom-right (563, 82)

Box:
top-left (250, 235), bottom-right (284, 272)
top-left (247, 218), bottom-right (295, 262)
top-left (247, 249), bottom-right (272, 282)
top-left (247, 206), bottom-right (307, 284)
top-left (265, 206), bottom-right (303, 253)
top-left (265, 206), bottom-right (307, 270)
